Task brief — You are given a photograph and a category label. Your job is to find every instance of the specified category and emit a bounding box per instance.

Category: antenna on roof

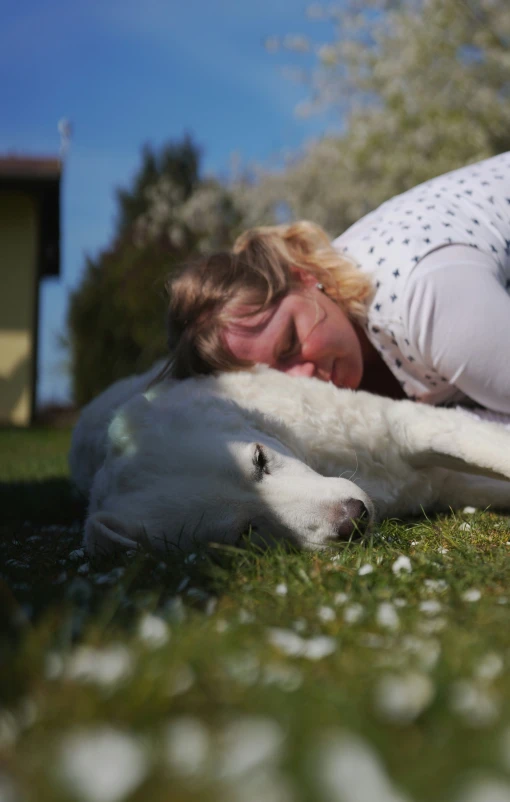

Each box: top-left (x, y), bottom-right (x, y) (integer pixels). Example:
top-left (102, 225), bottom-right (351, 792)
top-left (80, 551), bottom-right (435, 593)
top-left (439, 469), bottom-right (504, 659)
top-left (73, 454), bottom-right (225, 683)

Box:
top-left (58, 118), bottom-right (73, 159)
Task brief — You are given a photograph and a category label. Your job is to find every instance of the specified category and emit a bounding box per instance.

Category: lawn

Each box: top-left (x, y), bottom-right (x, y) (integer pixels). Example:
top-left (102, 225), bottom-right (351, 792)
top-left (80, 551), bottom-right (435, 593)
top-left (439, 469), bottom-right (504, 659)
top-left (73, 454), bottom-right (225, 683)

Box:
top-left (2, 426), bottom-right (510, 802)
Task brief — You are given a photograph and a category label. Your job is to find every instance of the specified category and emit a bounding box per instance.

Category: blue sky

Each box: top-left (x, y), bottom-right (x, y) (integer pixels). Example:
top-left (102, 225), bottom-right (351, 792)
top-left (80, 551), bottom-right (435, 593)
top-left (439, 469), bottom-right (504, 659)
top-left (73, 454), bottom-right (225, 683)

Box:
top-left (1, 0), bottom-right (339, 403)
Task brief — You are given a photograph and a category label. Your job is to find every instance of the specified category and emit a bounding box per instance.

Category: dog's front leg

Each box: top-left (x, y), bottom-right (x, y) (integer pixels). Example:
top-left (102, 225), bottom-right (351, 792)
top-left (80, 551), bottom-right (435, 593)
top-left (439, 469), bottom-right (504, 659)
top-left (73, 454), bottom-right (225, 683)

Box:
top-left (385, 401), bottom-right (510, 483)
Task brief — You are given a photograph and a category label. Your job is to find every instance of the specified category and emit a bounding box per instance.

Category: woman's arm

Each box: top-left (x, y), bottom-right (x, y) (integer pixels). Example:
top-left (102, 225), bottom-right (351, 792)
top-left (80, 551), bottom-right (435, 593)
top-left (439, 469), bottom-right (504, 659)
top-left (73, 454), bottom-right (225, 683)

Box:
top-left (404, 245), bottom-right (510, 413)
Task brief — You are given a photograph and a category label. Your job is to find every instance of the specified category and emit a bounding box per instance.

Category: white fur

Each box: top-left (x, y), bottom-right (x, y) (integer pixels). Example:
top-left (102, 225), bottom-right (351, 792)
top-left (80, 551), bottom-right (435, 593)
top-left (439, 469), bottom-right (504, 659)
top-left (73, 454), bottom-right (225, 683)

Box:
top-left (69, 364), bottom-right (510, 555)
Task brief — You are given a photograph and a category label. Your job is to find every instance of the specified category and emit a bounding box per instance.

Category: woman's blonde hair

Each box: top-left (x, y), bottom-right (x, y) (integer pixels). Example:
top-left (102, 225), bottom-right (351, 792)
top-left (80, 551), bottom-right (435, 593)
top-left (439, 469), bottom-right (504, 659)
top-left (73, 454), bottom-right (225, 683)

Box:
top-left (160, 221), bottom-right (374, 380)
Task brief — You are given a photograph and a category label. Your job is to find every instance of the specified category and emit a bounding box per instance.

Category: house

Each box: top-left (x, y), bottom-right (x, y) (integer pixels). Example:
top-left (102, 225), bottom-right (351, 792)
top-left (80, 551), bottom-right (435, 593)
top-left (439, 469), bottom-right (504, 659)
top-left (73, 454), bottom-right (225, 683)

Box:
top-left (0, 156), bottom-right (61, 425)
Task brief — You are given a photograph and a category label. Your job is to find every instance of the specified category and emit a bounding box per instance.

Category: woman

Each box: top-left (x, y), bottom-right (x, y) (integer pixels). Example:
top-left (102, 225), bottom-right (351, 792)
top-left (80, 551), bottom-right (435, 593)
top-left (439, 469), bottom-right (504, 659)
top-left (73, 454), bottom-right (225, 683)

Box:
top-left (163, 152), bottom-right (510, 413)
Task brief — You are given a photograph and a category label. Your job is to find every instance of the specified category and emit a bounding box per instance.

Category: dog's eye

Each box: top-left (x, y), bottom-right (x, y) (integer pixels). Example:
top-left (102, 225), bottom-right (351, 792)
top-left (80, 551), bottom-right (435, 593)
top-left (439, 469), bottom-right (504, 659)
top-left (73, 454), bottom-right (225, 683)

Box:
top-left (253, 444), bottom-right (270, 478)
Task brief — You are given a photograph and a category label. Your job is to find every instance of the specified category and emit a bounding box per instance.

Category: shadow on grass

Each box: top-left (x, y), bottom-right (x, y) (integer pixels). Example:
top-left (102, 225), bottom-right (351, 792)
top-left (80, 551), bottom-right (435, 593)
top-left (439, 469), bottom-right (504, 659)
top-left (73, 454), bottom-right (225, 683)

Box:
top-left (0, 477), bottom-right (86, 527)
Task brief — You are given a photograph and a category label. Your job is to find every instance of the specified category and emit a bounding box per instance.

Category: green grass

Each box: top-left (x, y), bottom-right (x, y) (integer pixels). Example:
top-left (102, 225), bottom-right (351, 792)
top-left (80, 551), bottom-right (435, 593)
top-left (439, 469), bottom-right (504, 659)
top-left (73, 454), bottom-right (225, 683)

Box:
top-left (2, 427), bottom-right (510, 802)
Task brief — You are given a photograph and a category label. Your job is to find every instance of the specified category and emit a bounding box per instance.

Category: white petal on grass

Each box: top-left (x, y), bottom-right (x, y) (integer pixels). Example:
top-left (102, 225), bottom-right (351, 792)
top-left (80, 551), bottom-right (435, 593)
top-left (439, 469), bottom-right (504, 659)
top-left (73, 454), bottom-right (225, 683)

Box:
top-left (218, 716), bottom-right (285, 779)
top-left (165, 717), bottom-right (210, 776)
top-left (58, 728), bottom-right (147, 802)
top-left (455, 776), bottom-right (510, 802)
top-left (438, 547), bottom-right (449, 554)
top-left (459, 522), bottom-right (472, 531)
top-left (344, 604), bottom-right (364, 624)
top-left (450, 680), bottom-right (499, 727)
top-left (334, 592), bottom-right (349, 605)
top-left (374, 672), bottom-right (435, 724)
top-left (462, 588), bottom-right (482, 603)
top-left (392, 556), bottom-right (412, 575)
top-left (358, 564), bottom-right (374, 576)
top-left (423, 579), bottom-right (448, 593)
top-left (318, 606), bottom-right (336, 623)
top-left (462, 506), bottom-right (477, 514)
top-left (376, 603), bottom-right (400, 631)
top-left (66, 645), bottom-right (133, 687)
top-left (267, 629), bottom-right (336, 660)
top-left (393, 598), bottom-right (407, 608)
top-left (275, 583), bottom-right (288, 596)
top-left (267, 628), bottom-right (304, 657)
top-left (315, 731), bottom-right (411, 802)
top-left (419, 600), bottom-right (442, 616)
top-left (303, 636), bottom-right (337, 661)
top-left (138, 614), bottom-right (170, 648)
top-left (475, 653), bottom-right (504, 682)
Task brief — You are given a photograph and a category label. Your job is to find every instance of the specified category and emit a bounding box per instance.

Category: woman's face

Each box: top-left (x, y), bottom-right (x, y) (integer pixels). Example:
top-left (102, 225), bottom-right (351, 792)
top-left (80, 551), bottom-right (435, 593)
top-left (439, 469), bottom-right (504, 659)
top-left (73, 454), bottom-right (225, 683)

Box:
top-left (224, 284), bottom-right (364, 390)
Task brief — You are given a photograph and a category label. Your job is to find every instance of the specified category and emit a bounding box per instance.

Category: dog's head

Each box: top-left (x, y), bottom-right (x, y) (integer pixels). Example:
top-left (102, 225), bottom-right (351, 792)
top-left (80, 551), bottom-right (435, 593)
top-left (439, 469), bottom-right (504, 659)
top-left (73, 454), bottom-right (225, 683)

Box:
top-left (84, 389), bottom-right (373, 556)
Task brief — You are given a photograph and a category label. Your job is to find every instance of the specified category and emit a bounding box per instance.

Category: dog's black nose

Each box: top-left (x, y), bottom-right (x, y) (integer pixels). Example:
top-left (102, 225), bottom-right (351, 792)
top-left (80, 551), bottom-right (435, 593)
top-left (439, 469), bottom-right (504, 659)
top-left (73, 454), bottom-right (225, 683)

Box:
top-left (334, 499), bottom-right (370, 541)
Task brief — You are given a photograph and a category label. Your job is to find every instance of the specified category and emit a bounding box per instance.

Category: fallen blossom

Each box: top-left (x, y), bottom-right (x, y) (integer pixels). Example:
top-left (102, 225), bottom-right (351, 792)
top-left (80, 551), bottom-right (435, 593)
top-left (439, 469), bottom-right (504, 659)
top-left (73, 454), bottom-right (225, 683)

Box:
top-left (450, 680), bottom-right (499, 727)
top-left (138, 614), bottom-right (170, 648)
top-left (462, 506), bottom-right (477, 514)
top-left (343, 604), bottom-right (364, 624)
top-left (267, 628), bottom-right (336, 660)
top-left (462, 588), bottom-right (482, 603)
top-left (66, 645), bottom-right (133, 687)
top-left (275, 583), bottom-right (288, 596)
top-left (58, 727), bottom-right (147, 802)
top-left (333, 592), bottom-right (349, 605)
top-left (376, 603), bottom-right (400, 631)
top-left (419, 600), bottom-right (442, 616)
top-left (314, 730), bottom-right (411, 802)
top-left (423, 579), bottom-right (448, 593)
top-left (474, 653), bottom-right (504, 682)
top-left (374, 672), bottom-right (435, 724)
top-left (165, 717), bottom-right (210, 776)
top-left (358, 563), bottom-right (374, 576)
top-left (459, 522), bottom-right (472, 532)
top-left (318, 606), bottom-right (336, 623)
top-left (392, 556), bottom-right (412, 575)
top-left (218, 716), bottom-right (285, 778)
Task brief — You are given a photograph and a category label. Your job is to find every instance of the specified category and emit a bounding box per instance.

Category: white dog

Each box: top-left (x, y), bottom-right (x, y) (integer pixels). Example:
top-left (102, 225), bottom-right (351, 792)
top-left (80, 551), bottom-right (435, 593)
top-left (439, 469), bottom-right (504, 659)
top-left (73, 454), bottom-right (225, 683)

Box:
top-left (69, 364), bottom-right (510, 555)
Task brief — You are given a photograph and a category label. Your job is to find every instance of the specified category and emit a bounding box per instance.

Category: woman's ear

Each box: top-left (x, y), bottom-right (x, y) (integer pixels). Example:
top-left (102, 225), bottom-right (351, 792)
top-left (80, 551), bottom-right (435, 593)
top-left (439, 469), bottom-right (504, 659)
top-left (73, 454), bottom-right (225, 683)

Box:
top-left (290, 266), bottom-right (318, 288)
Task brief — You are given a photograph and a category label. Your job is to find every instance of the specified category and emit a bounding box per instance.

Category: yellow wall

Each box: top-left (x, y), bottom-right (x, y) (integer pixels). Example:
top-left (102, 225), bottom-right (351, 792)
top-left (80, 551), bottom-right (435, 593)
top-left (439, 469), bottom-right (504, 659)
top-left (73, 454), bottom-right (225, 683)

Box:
top-left (0, 192), bottom-right (38, 426)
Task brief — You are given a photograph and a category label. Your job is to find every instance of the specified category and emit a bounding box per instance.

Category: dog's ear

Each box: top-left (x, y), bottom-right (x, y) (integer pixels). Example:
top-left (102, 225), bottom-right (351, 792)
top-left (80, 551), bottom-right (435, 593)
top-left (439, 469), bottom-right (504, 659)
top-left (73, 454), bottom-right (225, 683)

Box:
top-left (84, 511), bottom-right (144, 556)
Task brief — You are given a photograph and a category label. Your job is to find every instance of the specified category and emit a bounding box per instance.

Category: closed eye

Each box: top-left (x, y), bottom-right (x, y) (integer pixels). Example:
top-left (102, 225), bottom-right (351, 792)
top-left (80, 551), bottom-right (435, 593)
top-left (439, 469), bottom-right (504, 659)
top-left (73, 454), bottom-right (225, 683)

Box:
top-left (277, 321), bottom-right (300, 364)
top-left (253, 444), bottom-right (270, 479)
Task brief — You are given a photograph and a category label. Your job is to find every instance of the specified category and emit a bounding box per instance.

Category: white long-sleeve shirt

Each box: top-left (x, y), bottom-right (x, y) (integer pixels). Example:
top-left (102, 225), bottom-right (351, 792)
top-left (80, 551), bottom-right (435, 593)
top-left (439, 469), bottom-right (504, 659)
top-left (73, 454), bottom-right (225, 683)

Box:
top-left (332, 152), bottom-right (510, 412)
